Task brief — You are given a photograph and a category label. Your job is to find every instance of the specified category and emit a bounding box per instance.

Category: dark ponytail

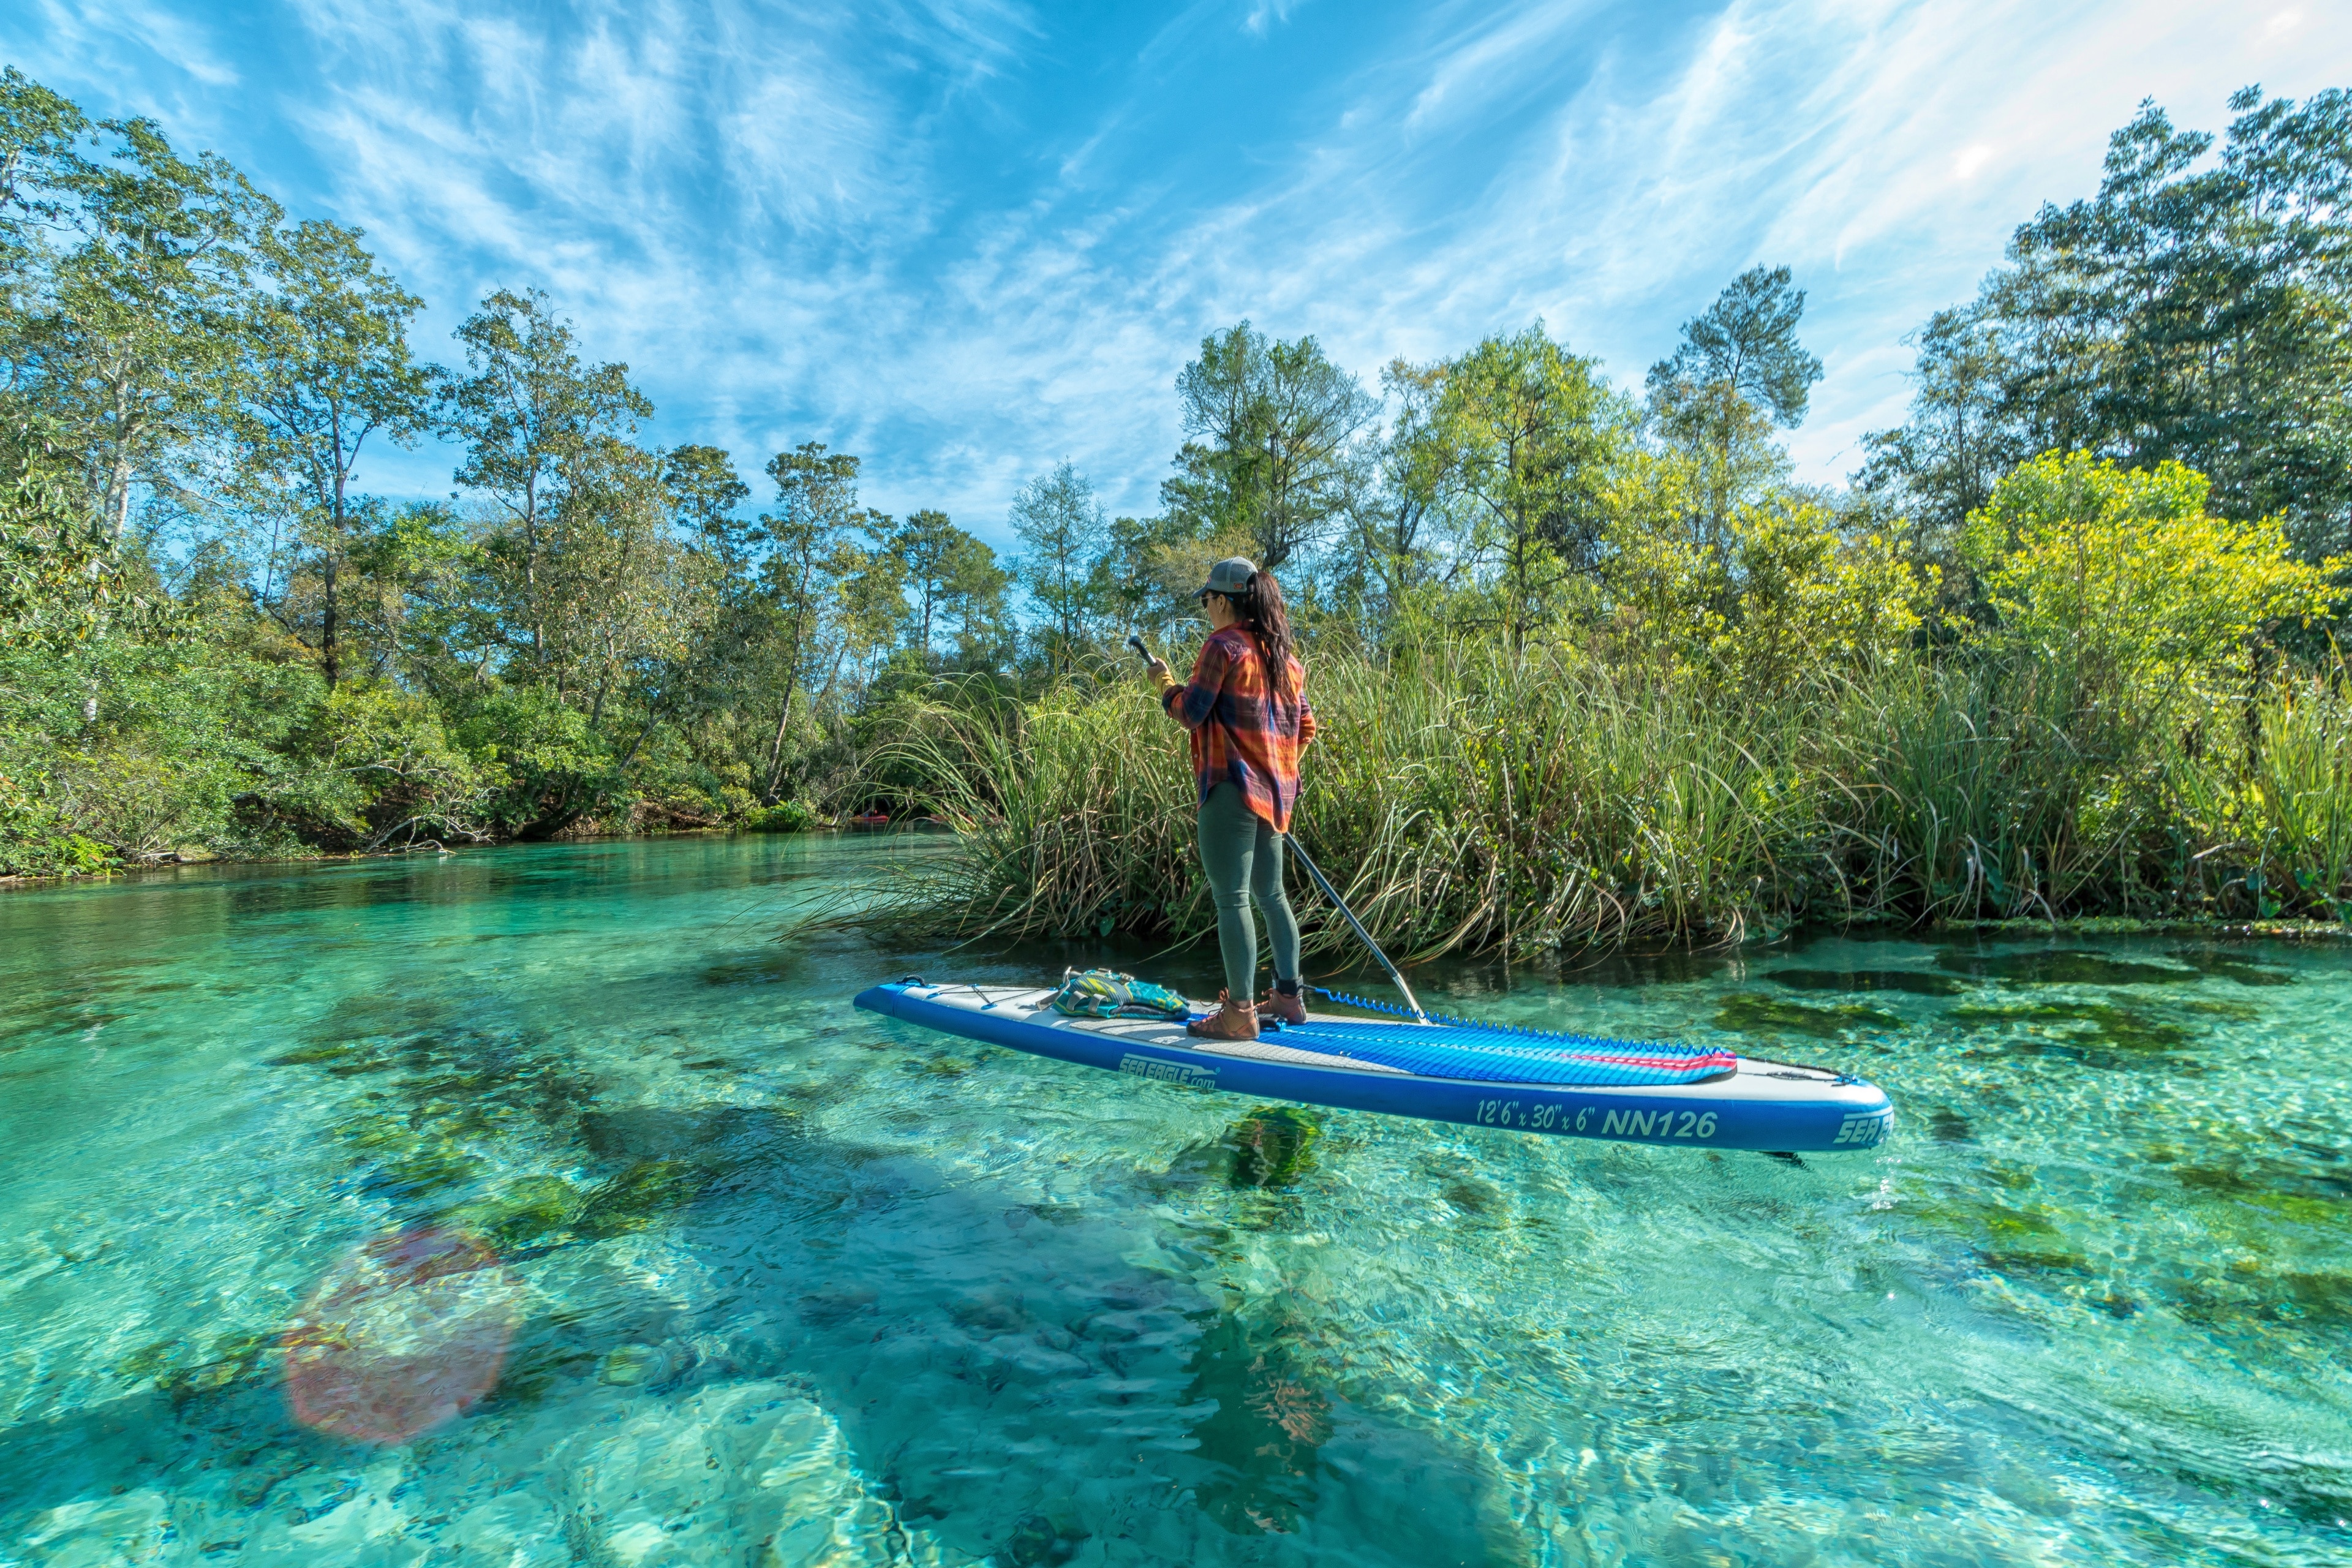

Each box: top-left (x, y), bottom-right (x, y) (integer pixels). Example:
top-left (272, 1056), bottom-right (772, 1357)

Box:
top-left (1234, 570), bottom-right (1297, 696)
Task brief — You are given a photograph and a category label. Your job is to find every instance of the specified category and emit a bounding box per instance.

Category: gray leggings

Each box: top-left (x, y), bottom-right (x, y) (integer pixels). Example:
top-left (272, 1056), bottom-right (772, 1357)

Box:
top-left (1197, 783), bottom-right (1302, 1001)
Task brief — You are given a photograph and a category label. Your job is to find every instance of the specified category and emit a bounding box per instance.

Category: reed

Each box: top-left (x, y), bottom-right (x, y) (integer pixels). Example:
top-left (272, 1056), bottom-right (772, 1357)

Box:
top-left (852, 636), bottom-right (2352, 957)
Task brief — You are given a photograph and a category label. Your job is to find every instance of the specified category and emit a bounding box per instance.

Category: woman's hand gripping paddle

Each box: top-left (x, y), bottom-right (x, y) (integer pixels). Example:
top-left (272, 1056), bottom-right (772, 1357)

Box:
top-left (1129, 633), bottom-right (1172, 690)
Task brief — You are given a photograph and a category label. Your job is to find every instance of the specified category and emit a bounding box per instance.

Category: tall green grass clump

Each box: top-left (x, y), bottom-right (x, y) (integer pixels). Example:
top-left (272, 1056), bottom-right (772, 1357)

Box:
top-left (858, 455), bottom-right (2352, 957)
top-left (864, 638), bottom-right (1857, 955)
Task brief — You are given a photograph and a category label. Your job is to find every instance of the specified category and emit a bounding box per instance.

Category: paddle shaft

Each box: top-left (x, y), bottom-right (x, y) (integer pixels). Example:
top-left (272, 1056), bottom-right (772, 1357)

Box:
top-left (1282, 831), bottom-right (1428, 1023)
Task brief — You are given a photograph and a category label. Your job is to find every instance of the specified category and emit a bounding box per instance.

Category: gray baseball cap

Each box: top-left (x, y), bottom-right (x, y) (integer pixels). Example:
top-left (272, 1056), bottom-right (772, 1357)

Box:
top-left (1193, 556), bottom-right (1257, 598)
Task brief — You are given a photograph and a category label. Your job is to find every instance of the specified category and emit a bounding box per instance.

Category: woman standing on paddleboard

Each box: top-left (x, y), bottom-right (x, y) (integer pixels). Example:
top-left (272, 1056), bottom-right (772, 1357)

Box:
top-left (1143, 557), bottom-right (1317, 1041)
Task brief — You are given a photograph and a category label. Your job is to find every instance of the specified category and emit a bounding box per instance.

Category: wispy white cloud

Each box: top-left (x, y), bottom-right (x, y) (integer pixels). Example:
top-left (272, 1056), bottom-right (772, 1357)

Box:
top-left (15, 0), bottom-right (241, 110)
top-left (1243, 1), bottom-right (1300, 38)
top-left (6, 0), bottom-right (2348, 540)
top-left (1124, 0), bottom-right (2352, 489)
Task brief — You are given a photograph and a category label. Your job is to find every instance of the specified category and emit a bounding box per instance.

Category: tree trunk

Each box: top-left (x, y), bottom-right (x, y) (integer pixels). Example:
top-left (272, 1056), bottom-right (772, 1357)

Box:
top-left (763, 603), bottom-right (812, 802)
top-left (524, 472), bottom-right (545, 659)
top-left (322, 552), bottom-right (340, 685)
top-left (106, 451), bottom-right (134, 541)
top-left (324, 455), bottom-right (347, 686)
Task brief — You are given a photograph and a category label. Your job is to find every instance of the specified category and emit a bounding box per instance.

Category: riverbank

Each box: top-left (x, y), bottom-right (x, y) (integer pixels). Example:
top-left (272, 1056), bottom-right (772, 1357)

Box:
top-left (0, 814), bottom-right (913, 890)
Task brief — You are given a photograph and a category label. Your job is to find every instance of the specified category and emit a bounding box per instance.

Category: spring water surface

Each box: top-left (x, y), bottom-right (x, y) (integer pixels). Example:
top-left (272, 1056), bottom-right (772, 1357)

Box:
top-left (2, 835), bottom-right (2347, 1566)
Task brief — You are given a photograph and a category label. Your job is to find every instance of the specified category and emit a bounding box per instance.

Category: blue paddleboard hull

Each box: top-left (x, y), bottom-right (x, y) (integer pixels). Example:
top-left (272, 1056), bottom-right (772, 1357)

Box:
top-left (853, 982), bottom-right (1894, 1154)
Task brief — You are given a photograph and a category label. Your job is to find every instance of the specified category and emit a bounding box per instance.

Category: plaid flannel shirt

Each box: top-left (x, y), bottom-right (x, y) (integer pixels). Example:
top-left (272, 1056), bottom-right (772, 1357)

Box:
top-left (1161, 625), bottom-right (1317, 832)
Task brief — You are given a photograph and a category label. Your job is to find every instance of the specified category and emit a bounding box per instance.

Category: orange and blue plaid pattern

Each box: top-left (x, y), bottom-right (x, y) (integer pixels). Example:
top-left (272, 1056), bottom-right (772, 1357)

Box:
top-left (1163, 626), bottom-right (1317, 832)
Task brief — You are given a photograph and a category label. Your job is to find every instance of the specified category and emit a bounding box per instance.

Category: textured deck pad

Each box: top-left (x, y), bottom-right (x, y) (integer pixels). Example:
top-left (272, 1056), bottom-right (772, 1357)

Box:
top-left (1264, 1019), bottom-right (1737, 1087)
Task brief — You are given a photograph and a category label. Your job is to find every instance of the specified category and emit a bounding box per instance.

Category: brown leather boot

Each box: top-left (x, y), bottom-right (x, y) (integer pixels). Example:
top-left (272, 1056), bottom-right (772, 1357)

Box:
top-left (1261, 984), bottom-right (1306, 1026)
top-left (1187, 990), bottom-right (1259, 1041)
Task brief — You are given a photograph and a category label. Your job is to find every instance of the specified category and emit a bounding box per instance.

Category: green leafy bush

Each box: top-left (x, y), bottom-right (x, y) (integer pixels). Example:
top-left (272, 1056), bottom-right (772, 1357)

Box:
top-left (447, 688), bottom-right (622, 839)
top-left (743, 800), bottom-right (816, 833)
top-left (267, 682), bottom-right (489, 850)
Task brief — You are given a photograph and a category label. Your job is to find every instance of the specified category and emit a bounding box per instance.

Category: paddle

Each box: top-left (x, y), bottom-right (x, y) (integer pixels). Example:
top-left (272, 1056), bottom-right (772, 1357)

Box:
top-left (1276, 832), bottom-right (1430, 1023)
top-left (1129, 632), bottom-right (1429, 1023)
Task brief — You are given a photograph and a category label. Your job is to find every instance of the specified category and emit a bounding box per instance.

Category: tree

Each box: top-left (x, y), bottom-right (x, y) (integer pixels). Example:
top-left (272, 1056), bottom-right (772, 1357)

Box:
top-left (1428, 325), bottom-right (1634, 649)
top-left (537, 438), bottom-right (686, 728)
top-left (662, 443), bottom-right (751, 568)
top-left (1, 420), bottom-right (134, 648)
top-left (1172, 321), bottom-right (1376, 569)
top-left (1646, 265), bottom-right (1824, 427)
top-left (1966, 451), bottom-right (2343, 714)
top-left (1010, 459), bottom-right (1107, 671)
top-left (444, 288), bottom-right (652, 662)
top-left (653, 445), bottom-right (760, 767)
top-left (820, 535), bottom-right (908, 700)
top-left (1597, 483), bottom-right (1932, 695)
top-left (938, 527), bottom-right (1013, 669)
top-left (0, 67), bottom-right (88, 274)
top-left (236, 219), bottom-right (431, 685)
top-left (1329, 356), bottom-right (1458, 634)
top-left (1646, 266), bottom-right (1819, 561)
top-left (344, 499), bottom-right (490, 689)
top-left (1864, 89), bottom-right (2352, 557)
top-left (1, 100), bottom-right (274, 538)
top-left (894, 508), bottom-right (981, 657)
top-left (756, 442), bottom-right (862, 798)
top-left (1087, 511), bottom-right (1204, 640)
top-left (1855, 306), bottom-right (2011, 557)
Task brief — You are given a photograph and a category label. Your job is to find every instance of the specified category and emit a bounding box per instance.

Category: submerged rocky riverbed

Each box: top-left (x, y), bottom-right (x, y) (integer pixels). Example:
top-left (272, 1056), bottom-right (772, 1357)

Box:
top-left (1, 834), bottom-right (2346, 1565)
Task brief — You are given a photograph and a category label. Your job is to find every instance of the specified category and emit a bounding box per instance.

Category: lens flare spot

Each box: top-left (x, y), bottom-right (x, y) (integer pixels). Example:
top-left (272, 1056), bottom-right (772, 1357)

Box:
top-left (283, 1226), bottom-right (522, 1445)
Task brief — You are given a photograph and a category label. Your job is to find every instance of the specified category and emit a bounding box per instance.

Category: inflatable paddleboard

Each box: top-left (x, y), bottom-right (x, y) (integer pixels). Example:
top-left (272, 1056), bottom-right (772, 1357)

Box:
top-left (853, 979), bottom-right (1894, 1153)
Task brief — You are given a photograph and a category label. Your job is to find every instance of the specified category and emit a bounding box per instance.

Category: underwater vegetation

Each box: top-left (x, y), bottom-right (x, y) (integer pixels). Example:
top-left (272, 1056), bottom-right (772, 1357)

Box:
top-left (334, 1114), bottom-right (490, 1202)
top-left (426, 1155), bottom-right (720, 1256)
top-left (1891, 1125), bottom-right (2352, 1374)
top-left (2167, 1266), bottom-right (2352, 1338)
top-left (1439, 1175), bottom-right (1508, 1216)
top-left (1972, 1203), bottom-right (2090, 1275)
top-left (573, 1159), bottom-right (710, 1235)
top-left (269, 1022), bottom-right (600, 1136)
top-left (698, 948), bottom-right (820, 987)
top-left (1949, 1001), bottom-right (2193, 1053)
top-left (1929, 1109), bottom-right (1975, 1143)
top-left (273, 1023), bottom-right (721, 1260)
top-left (995, 1506), bottom-right (1094, 1567)
top-left (1947, 994), bottom-right (2259, 1068)
top-left (2164, 946), bottom-right (2299, 986)
top-left (116, 1330), bottom-right (275, 1406)
top-left (429, 1161), bottom-right (709, 1254)
top-left (2168, 1151), bottom-right (2352, 1227)
top-left (440, 1175), bottom-right (578, 1250)
top-left (1766, 968), bottom-right (1967, 997)
top-left (1936, 949), bottom-right (2206, 986)
top-left (1713, 993), bottom-right (1901, 1038)
top-left (1221, 1106), bottom-right (1322, 1189)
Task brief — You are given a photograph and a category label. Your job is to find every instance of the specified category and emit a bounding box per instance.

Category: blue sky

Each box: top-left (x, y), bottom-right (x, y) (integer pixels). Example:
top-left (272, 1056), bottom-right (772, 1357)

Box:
top-left (7, 1), bottom-right (2346, 549)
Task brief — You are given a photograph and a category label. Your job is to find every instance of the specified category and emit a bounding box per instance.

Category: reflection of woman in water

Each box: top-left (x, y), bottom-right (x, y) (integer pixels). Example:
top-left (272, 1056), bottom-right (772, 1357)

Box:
top-left (1142, 556), bottom-right (1317, 1043)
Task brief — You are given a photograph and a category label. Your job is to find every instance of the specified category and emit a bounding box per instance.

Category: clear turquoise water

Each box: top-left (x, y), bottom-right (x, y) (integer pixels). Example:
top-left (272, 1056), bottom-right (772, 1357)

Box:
top-left (2, 834), bottom-right (2348, 1566)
